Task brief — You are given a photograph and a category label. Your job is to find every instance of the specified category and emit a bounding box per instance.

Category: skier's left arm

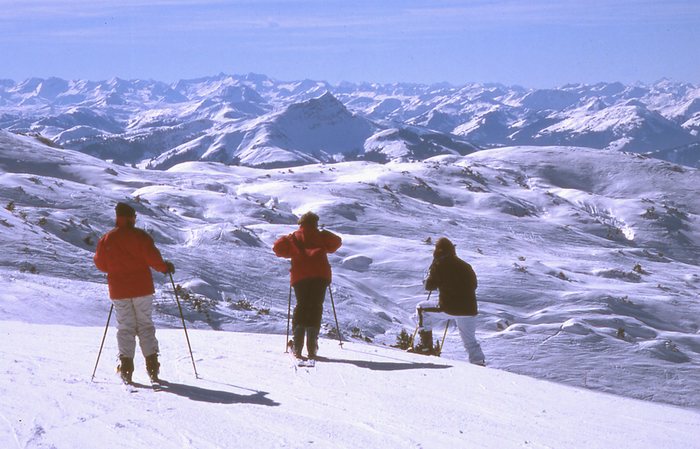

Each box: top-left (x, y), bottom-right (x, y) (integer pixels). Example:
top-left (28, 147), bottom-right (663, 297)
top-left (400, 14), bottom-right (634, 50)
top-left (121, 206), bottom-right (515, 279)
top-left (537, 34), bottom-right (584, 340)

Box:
top-left (321, 230), bottom-right (342, 253)
top-left (424, 262), bottom-right (439, 291)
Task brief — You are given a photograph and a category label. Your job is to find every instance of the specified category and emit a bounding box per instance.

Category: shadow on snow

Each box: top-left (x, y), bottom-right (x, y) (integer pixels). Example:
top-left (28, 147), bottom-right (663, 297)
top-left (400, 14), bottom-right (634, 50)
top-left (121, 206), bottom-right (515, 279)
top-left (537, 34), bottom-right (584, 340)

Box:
top-left (313, 356), bottom-right (452, 371)
top-left (139, 380), bottom-right (280, 406)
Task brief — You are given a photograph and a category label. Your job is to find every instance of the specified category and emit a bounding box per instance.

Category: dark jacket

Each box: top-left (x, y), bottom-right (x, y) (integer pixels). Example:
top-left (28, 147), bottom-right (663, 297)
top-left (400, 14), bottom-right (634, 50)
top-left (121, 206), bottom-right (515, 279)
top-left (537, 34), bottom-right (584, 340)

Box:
top-left (273, 225), bottom-right (342, 286)
top-left (94, 216), bottom-right (169, 299)
top-left (425, 254), bottom-right (478, 316)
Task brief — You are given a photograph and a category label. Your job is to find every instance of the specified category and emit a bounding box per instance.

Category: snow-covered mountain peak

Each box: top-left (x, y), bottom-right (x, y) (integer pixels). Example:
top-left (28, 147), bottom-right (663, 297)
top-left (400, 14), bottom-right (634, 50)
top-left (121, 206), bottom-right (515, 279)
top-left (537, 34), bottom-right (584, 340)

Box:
top-left (216, 84), bottom-right (265, 104)
top-left (584, 97), bottom-right (609, 112)
top-left (0, 74), bottom-right (699, 169)
top-left (279, 91), bottom-right (351, 122)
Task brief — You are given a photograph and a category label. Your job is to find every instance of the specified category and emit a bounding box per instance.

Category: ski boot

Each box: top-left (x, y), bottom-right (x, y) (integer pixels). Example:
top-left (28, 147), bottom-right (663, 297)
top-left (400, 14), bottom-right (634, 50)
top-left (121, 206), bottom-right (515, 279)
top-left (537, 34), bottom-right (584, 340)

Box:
top-left (414, 329), bottom-right (438, 356)
top-left (145, 353), bottom-right (160, 382)
top-left (306, 326), bottom-right (320, 359)
top-left (292, 326), bottom-right (305, 358)
top-left (117, 356), bottom-right (134, 384)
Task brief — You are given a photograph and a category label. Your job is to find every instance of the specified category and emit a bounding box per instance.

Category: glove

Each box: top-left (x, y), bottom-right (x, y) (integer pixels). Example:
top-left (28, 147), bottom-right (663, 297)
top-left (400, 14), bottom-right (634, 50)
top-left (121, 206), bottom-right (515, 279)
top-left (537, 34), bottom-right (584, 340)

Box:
top-left (164, 261), bottom-right (175, 274)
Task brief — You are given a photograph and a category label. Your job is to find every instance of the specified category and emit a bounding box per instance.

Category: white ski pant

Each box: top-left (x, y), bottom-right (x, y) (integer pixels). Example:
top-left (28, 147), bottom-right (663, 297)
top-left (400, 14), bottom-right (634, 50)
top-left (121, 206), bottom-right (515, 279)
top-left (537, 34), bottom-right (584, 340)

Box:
top-left (416, 300), bottom-right (485, 364)
top-left (112, 295), bottom-right (159, 359)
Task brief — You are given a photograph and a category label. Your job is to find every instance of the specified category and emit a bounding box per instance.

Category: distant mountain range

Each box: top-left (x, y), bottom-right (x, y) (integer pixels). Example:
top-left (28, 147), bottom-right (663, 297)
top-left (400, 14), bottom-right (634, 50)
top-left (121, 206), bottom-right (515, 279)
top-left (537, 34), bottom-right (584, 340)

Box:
top-left (1, 74), bottom-right (698, 168)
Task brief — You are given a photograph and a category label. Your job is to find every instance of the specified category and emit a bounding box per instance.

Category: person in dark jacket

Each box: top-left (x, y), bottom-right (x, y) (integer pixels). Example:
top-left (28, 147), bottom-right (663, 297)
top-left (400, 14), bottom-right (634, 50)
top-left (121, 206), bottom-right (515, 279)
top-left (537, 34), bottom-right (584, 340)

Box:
top-left (416, 237), bottom-right (485, 365)
top-left (94, 202), bottom-right (175, 382)
top-left (273, 212), bottom-right (342, 359)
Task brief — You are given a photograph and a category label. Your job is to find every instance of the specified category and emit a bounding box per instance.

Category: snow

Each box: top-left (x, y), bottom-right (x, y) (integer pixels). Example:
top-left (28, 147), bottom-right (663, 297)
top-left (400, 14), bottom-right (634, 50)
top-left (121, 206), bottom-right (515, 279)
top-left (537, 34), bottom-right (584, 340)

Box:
top-left (2, 317), bottom-right (699, 449)
top-left (1, 130), bottom-right (700, 447)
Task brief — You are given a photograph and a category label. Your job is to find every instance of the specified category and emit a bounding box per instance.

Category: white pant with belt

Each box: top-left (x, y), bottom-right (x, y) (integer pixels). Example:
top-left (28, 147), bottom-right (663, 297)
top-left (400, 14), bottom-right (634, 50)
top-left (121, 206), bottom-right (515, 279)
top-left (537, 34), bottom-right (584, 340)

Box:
top-left (112, 294), bottom-right (159, 359)
top-left (416, 299), bottom-right (485, 364)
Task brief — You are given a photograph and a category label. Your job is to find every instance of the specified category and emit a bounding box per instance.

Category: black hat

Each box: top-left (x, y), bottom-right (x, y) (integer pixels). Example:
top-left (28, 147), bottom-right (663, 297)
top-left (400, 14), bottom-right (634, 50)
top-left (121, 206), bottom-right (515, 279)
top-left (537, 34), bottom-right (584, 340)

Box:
top-left (298, 211), bottom-right (319, 226)
top-left (115, 202), bottom-right (136, 217)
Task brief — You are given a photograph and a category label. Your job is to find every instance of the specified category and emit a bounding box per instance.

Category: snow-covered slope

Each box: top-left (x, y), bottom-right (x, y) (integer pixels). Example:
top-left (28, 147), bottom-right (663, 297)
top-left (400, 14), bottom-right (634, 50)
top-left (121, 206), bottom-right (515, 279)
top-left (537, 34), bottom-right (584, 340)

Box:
top-left (2, 130), bottom-right (699, 418)
top-left (647, 142), bottom-right (700, 168)
top-left (529, 100), bottom-right (694, 152)
top-left (1, 75), bottom-right (698, 168)
top-left (1, 318), bottom-right (699, 449)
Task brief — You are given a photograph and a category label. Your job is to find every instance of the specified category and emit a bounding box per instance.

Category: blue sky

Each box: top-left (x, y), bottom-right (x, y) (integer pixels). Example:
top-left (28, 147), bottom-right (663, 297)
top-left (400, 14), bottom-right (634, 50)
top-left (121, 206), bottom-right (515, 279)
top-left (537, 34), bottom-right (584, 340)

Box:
top-left (2, 0), bottom-right (699, 87)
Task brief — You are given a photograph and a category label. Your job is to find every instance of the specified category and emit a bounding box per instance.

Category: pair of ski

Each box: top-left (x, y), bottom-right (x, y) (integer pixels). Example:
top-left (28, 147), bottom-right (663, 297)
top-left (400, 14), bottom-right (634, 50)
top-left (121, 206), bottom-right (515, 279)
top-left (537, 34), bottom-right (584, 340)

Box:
top-left (117, 364), bottom-right (164, 392)
top-left (122, 378), bottom-right (165, 393)
top-left (286, 340), bottom-right (317, 369)
top-left (119, 372), bottom-right (165, 393)
top-left (287, 350), bottom-right (317, 371)
top-left (293, 355), bottom-right (316, 368)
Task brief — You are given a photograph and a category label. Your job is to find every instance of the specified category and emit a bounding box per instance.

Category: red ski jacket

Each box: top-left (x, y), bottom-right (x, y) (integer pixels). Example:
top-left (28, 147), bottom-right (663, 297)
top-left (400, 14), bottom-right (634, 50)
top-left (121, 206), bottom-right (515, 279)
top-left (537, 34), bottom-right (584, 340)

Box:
top-left (94, 216), bottom-right (169, 299)
top-left (273, 225), bottom-right (342, 286)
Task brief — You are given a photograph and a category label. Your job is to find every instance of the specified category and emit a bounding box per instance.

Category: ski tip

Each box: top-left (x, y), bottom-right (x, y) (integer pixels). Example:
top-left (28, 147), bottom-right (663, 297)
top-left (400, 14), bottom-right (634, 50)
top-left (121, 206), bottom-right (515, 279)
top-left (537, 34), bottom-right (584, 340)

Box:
top-left (298, 360), bottom-right (316, 368)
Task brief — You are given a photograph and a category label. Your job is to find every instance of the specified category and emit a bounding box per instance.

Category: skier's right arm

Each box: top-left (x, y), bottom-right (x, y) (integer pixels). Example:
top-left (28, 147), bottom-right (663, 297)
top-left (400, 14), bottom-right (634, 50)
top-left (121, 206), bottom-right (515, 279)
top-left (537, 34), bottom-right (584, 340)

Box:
top-left (93, 236), bottom-right (108, 272)
top-left (467, 264), bottom-right (477, 291)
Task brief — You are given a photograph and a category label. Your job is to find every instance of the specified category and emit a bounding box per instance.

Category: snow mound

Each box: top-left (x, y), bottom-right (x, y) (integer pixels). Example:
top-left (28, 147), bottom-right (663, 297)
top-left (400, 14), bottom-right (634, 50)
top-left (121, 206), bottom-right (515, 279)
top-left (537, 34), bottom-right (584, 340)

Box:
top-left (340, 254), bottom-right (373, 272)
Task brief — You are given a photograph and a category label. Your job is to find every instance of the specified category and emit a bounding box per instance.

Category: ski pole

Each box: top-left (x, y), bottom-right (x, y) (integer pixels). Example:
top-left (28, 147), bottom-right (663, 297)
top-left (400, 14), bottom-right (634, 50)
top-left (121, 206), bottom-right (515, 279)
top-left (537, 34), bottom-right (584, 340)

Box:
top-left (169, 273), bottom-right (199, 379)
top-left (285, 284), bottom-right (292, 352)
top-left (438, 320), bottom-right (450, 356)
top-left (409, 324), bottom-right (419, 350)
top-left (409, 290), bottom-right (432, 348)
top-left (91, 303), bottom-right (113, 382)
top-left (328, 284), bottom-right (343, 347)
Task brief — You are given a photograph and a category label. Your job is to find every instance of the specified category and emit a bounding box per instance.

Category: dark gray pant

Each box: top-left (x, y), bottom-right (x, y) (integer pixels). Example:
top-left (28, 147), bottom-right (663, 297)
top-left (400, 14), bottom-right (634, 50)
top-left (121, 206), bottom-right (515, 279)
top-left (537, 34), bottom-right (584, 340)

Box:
top-left (292, 278), bottom-right (328, 328)
top-left (292, 278), bottom-right (328, 356)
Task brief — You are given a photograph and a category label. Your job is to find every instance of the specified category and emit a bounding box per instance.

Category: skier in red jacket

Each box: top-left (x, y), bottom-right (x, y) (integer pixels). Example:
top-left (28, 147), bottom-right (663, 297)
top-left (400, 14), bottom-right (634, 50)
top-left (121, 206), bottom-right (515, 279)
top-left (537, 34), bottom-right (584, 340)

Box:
top-left (273, 212), bottom-right (342, 359)
top-left (94, 202), bottom-right (174, 383)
